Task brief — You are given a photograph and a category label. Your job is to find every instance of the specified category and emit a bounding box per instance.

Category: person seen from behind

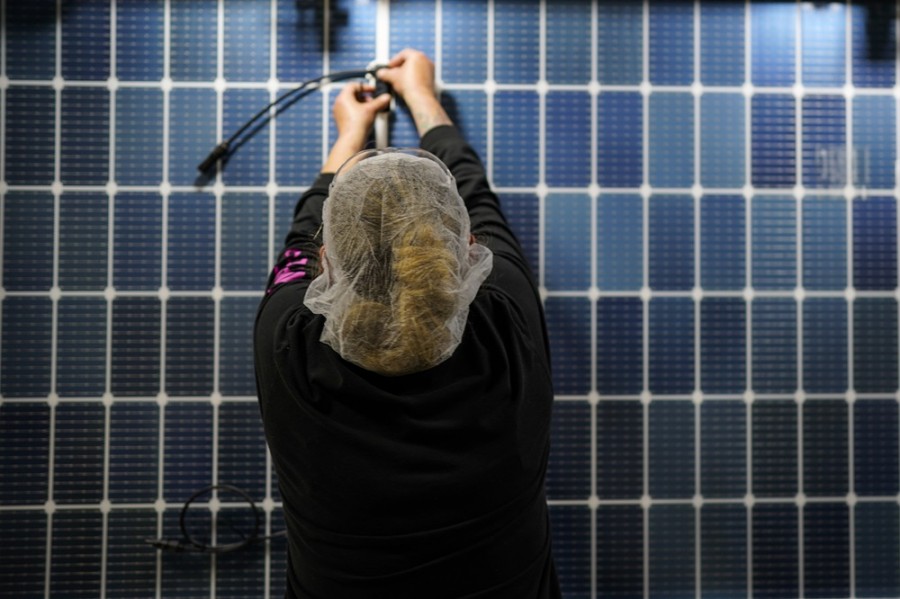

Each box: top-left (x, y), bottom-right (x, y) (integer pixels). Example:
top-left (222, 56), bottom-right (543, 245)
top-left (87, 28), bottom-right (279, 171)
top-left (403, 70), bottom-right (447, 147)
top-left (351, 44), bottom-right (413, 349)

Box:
top-left (254, 48), bottom-right (561, 598)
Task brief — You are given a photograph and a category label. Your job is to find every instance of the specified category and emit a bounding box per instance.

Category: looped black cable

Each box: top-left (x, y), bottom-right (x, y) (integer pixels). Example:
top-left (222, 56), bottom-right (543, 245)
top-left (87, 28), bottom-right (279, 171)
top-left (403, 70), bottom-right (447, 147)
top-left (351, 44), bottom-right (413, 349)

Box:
top-left (144, 483), bottom-right (286, 555)
top-left (197, 68), bottom-right (382, 173)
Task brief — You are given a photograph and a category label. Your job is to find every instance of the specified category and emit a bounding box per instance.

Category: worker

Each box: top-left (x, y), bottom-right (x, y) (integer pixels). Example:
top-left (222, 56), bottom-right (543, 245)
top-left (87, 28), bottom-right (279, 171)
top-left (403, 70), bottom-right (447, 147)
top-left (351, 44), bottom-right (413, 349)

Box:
top-left (254, 48), bottom-right (560, 598)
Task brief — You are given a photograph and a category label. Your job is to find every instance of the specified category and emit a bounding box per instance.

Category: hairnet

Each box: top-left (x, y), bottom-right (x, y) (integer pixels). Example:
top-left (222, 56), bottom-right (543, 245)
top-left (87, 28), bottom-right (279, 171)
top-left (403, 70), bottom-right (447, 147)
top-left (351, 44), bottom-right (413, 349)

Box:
top-left (303, 148), bottom-right (493, 376)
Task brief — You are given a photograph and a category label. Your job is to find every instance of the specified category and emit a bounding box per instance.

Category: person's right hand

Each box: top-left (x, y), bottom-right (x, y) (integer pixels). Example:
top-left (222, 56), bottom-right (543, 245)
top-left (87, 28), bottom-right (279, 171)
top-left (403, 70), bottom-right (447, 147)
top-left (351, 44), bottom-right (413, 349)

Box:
top-left (376, 49), bottom-right (438, 107)
top-left (377, 49), bottom-right (452, 136)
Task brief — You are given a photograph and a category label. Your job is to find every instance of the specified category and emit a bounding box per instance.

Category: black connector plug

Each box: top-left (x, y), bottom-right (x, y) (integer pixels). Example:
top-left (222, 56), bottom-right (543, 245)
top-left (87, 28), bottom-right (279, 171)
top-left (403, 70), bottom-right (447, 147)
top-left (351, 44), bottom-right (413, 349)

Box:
top-left (197, 141), bottom-right (230, 173)
top-left (145, 537), bottom-right (193, 552)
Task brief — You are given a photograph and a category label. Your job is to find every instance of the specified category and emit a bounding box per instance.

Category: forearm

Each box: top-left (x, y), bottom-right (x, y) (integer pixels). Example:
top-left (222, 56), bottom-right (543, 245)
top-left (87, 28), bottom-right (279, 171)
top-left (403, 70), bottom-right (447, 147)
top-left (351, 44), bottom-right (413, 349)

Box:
top-left (406, 93), bottom-right (453, 137)
top-left (321, 131), bottom-right (367, 174)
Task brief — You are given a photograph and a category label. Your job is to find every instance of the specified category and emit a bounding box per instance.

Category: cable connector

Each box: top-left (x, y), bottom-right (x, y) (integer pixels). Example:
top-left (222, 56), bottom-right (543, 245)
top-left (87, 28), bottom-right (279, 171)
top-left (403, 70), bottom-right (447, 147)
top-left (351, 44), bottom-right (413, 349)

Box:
top-left (144, 537), bottom-right (199, 552)
top-left (197, 141), bottom-right (230, 173)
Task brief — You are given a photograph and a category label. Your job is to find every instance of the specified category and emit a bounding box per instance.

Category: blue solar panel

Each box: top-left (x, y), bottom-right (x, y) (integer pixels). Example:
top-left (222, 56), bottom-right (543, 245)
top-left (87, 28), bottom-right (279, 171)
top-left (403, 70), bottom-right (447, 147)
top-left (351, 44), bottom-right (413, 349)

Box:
top-left (547, 2), bottom-right (592, 85)
top-left (546, 92), bottom-right (591, 187)
top-left (803, 297), bottom-right (849, 392)
top-left (494, 0), bottom-right (539, 84)
top-left (54, 403), bottom-right (105, 504)
top-left (598, 92), bottom-right (643, 188)
top-left (546, 401), bottom-right (591, 500)
top-left (649, 297), bottom-right (695, 393)
top-left (596, 505), bottom-right (643, 598)
top-left (701, 504), bottom-right (747, 598)
top-left (752, 196), bottom-right (797, 290)
top-left (700, 2), bottom-right (745, 86)
top-left (649, 1), bottom-right (694, 86)
top-left (752, 297), bottom-right (798, 393)
top-left (167, 192), bottom-right (216, 291)
top-left (649, 401), bottom-right (694, 498)
top-left (751, 2), bottom-right (796, 87)
top-left (106, 510), bottom-right (158, 597)
top-left (597, 400), bottom-right (643, 499)
top-left (1, 298), bottom-right (52, 398)
top-left (111, 297), bottom-right (161, 396)
top-left (802, 3), bottom-right (846, 88)
top-left (700, 194), bottom-right (745, 290)
top-left (597, 194), bottom-right (643, 290)
top-left (3, 2), bottom-right (900, 597)
top-left (700, 94), bottom-right (746, 188)
top-left (752, 94), bottom-right (796, 188)
top-left (649, 195), bottom-right (694, 290)
top-left (701, 297), bottom-right (746, 393)
top-left (3, 193), bottom-right (54, 291)
top-left (649, 92), bottom-right (694, 188)
top-left (753, 504), bottom-right (799, 597)
top-left (545, 193), bottom-right (591, 290)
top-left (649, 504), bottom-right (695, 597)
top-left (116, 90), bottom-right (164, 185)
top-left (598, 2), bottom-right (642, 85)
top-left (753, 400), bottom-right (798, 497)
top-left (114, 193), bottom-right (163, 290)
top-left (701, 401), bottom-right (746, 497)
top-left (57, 298), bottom-right (107, 396)
top-left (108, 403), bottom-right (159, 502)
top-left (493, 91), bottom-right (539, 187)
top-left (166, 298), bottom-right (215, 396)
top-left (117, 0), bottom-right (164, 81)
top-left (597, 297), bottom-right (643, 394)
top-left (803, 399), bottom-right (848, 496)
top-left (5, 87), bottom-right (55, 185)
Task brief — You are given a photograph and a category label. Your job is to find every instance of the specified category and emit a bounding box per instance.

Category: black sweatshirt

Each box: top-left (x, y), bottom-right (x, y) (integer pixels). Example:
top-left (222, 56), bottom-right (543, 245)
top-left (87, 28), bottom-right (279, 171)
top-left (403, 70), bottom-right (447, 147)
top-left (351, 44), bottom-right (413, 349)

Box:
top-left (254, 125), bottom-right (560, 599)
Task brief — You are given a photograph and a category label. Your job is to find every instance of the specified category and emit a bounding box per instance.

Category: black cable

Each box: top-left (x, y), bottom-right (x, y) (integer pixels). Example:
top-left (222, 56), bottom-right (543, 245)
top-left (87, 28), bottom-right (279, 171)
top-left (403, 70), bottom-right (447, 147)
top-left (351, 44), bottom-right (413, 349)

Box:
top-left (144, 483), bottom-right (286, 555)
top-left (197, 68), bottom-right (378, 173)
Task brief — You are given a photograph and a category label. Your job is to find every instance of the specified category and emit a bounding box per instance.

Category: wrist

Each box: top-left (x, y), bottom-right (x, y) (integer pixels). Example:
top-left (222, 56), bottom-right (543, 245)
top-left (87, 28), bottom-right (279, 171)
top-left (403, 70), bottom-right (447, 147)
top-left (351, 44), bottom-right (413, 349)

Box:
top-left (408, 96), bottom-right (452, 137)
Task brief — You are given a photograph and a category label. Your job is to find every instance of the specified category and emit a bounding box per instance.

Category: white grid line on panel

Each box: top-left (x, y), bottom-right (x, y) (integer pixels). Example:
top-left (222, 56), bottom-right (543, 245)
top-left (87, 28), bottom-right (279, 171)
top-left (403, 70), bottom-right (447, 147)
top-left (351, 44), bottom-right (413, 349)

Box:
top-left (743, 1), bottom-right (755, 594)
top-left (844, 4), bottom-right (857, 595)
top-left (641, 2), bottom-right (650, 597)
top-left (44, 2), bottom-right (64, 596)
top-left (8, 390), bottom-right (900, 406)
top-left (264, 1), bottom-right (279, 597)
top-left (99, 1), bottom-right (119, 596)
top-left (210, 1), bottom-right (226, 593)
top-left (13, 180), bottom-right (900, 197)
top-left (156, 9), bottom-right (172, 590)
top-left (537, 0), bottom-right (547, 295)
top-left (692, 4), bottom-right (703, 595)
top-left (485, 0), bottom-right (494, 181)
top-left (589, 2), bottom-right (599, 598)
top-left (0, 491), bottom-right (892, 515)
top-left (795, 3), bottom-right (805, 597)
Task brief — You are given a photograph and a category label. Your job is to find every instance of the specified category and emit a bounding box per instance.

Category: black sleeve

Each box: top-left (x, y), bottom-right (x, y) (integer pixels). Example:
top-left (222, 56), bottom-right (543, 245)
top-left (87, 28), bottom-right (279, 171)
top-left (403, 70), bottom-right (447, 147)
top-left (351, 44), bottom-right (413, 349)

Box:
top-left (263, 173), bottom-right (333, 295)
top-left (420, 125), bottom-right (537, 291)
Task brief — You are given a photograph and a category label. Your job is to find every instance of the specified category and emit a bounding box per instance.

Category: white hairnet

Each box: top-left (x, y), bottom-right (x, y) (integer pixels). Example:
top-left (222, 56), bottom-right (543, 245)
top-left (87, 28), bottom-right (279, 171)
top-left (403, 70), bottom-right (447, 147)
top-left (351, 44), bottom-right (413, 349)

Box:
top-left (303, 148), bottom-right (493, 376)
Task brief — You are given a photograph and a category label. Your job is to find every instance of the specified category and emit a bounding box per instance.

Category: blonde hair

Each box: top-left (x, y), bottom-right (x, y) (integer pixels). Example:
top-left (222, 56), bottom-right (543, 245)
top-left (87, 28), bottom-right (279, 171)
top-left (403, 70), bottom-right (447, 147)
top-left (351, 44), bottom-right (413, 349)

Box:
top-left (303, 149), bottom-right (493, 376)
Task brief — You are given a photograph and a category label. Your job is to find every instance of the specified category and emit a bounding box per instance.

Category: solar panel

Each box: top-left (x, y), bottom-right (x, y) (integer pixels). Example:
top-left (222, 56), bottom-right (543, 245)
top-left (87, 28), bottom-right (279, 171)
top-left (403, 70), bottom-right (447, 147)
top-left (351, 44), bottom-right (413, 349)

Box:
top-left (2, 1), bottom-right (899, 597)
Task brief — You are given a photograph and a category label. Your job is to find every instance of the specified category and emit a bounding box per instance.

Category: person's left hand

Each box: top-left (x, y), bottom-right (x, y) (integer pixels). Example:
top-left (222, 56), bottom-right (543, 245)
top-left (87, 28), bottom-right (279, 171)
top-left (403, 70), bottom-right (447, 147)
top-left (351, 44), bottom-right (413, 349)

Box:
top-left (321, 82), bottom-right (391, 173)
top-left (333, 82), bottom-right (391, 142)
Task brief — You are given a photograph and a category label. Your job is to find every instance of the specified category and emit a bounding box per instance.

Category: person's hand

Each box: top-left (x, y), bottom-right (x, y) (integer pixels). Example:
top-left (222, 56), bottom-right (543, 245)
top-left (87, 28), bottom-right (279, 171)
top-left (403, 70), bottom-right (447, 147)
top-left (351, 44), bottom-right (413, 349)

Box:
top-left (321, 82), bottom-right (391, 173)
top-left (332, 82), bottom-right (391, 142)
top-left (377, 49), bottom-right (452, 136)
top-left (376, 49), bottom-right (438, 108)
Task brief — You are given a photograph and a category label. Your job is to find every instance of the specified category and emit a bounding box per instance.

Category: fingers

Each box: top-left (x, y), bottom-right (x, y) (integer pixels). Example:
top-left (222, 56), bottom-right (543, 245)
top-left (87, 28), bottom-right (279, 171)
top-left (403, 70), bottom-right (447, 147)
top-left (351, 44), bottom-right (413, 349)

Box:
top-left (387, 48), bottom-right (417, 67)
top-left (369, 90), bottom-right (392, 113)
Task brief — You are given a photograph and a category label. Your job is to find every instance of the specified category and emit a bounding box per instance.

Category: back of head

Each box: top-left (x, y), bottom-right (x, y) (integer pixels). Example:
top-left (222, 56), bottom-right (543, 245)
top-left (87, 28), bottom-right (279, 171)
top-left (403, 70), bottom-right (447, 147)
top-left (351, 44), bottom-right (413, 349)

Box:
top-left (304, 149), bottom-right (493, 376)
